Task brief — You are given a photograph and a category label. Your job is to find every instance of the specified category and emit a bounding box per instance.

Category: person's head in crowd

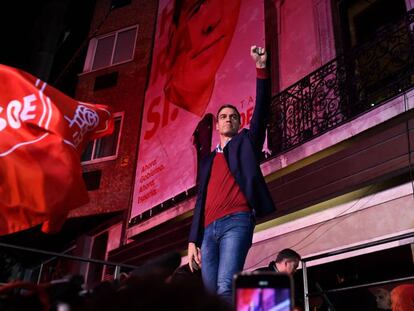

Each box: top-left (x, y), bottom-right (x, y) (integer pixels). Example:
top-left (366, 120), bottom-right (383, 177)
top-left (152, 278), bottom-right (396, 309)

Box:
top-left (0, 281), bottom-right (49, 311)
top-left (391, 284), bottom-right (414, 311)
top-left (163, 0), bottom-right (242, 116)
top-left (86, 280), bottom-right (119, 311)
top-left (274, 248), bottom-right (301, 276)
top-left (0, 260), bottom-right (230, 311)
top-left (129, 251), bottom-right (181, 281)
top-left (371, 287), bottom-right (392, 310)
top-left (168, 262), bottom-right (202, 285)
top-left (116, 275), bottom-right (232, 311)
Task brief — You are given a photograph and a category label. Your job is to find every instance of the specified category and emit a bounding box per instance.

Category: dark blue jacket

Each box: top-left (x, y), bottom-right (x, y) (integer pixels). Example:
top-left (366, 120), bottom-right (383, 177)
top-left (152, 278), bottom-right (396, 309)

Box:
top-left (189, 77), bottom-right (276, 246)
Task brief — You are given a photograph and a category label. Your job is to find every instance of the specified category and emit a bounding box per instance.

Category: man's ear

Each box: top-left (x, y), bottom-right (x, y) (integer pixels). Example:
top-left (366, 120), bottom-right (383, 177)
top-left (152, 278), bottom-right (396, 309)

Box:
top-left (216, 121), bottom-right (219, 131)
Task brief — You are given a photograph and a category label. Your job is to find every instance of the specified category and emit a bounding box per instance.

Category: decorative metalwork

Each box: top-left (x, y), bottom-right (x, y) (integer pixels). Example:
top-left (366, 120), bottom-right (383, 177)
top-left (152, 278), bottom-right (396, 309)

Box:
top-left (268, 9), bottom-right (414, 155)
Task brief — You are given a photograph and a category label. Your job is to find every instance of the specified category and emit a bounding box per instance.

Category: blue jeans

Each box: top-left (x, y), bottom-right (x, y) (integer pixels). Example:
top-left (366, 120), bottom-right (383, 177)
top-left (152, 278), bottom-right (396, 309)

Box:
top-left (201, 211), bottom-right (255, 303)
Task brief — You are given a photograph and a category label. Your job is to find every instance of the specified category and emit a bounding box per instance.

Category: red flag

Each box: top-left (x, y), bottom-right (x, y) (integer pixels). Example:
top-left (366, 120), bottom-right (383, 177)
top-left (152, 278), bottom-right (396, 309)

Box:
top-left (0, 64), bottom-right (113, 235)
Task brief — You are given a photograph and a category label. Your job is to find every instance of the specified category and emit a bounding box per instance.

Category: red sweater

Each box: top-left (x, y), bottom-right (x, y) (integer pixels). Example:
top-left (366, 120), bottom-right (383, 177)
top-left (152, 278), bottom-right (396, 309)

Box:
top-left (204, 153), bottom-right (250, 227)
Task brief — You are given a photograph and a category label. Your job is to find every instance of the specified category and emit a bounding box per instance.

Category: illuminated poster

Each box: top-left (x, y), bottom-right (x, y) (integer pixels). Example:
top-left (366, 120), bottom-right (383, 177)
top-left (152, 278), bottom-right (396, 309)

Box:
top-left (130, 0), bottom-right (265, 220)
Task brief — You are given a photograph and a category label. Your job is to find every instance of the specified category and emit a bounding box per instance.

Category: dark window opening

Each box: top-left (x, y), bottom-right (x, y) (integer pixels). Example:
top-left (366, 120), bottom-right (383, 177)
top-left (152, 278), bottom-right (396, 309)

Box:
top-left (94, 72), bottom-right (119, 91)
top-left (337, 0), bottom-right (406, 51)
top-left (82, 170), bottom-right (102, 191)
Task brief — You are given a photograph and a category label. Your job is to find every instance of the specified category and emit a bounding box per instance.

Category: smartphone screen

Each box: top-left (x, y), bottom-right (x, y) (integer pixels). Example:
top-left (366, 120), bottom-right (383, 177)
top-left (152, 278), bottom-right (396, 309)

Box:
top-left (234, 272), bottom-right (293, 311)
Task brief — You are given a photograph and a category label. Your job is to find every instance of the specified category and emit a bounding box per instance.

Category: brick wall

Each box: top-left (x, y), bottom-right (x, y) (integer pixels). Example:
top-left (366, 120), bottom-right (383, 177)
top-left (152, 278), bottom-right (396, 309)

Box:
top-left (70, 0), bottom-right (158, 217)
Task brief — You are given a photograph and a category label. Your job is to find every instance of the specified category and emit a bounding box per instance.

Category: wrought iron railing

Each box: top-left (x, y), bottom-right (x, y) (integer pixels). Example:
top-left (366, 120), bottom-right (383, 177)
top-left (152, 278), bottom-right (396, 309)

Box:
top-left (268, 9), bottom-right (414, 155)
top-left (0, 242), bottom-right (137, 285)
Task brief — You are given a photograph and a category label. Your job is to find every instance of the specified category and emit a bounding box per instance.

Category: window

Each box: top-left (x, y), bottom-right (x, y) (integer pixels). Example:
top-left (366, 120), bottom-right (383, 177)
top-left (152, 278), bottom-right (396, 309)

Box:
top-left (84, 26), bottom-right (138, 72)
top-left (81, 113), bottom-right (123, 163)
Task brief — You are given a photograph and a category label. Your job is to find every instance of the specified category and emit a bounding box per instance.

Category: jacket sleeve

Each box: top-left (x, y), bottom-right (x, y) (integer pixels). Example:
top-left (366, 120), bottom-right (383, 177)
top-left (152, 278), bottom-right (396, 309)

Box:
top-left (248, 73), bottom-right (271, 156)
top-left (188, 153), bottom-right (214, 246)
top-left (188, 184), bottom-right (204, 246)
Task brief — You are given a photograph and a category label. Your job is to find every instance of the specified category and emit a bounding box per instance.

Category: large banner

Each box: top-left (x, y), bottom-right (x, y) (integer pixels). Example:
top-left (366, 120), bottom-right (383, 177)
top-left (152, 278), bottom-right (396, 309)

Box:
top-left (130, 0), bottom-right (265, 220)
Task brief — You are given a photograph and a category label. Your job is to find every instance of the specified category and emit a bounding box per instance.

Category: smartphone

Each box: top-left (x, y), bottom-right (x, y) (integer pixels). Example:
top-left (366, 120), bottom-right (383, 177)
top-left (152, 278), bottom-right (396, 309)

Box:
top-left (234, 271), bottom-right (294, 311)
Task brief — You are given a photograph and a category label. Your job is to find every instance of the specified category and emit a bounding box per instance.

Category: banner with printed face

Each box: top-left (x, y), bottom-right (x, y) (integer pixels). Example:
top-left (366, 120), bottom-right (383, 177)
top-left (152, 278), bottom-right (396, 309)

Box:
top-left (0, 64), bottom-right (113, 235)
top-left (130, 0), bottom-right (265, 220)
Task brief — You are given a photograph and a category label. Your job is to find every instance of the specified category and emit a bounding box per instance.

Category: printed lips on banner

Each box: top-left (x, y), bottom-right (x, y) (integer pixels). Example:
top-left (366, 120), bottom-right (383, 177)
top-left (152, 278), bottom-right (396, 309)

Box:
top-left (0, 64), bottom-right (113, 235)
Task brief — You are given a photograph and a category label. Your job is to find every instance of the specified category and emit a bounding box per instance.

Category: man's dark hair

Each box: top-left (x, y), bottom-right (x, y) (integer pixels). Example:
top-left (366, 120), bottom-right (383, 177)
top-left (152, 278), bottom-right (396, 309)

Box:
top-left (216, 104), bottom-right (241, 121)
top-left (275, 248), bottom-right (301, 263)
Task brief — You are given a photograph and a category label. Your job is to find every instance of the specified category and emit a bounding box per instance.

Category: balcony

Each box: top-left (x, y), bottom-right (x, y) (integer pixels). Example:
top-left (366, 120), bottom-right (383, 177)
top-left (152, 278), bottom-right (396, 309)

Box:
top-left (268, 9), bottom-right (414, 156)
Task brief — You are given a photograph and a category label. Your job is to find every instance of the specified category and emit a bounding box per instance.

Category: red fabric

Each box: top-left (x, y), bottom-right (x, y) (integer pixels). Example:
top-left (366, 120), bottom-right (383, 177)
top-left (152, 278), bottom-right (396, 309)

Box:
top-left (0, 64), bottom-right (113, 235)
top-left (204, 153), bottom-right (250, 227)
top-left (256, 68), bottom-right (269, 79)
top-left (391, 284), bottom-right (414, 311)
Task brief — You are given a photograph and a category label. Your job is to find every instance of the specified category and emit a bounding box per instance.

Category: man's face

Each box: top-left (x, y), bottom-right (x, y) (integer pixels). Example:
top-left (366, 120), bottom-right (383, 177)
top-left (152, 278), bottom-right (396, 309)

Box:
top-left (279, 259), bottom-right (299, 276)
top-left (164, 0), bottom-right (242, 116)
top-left (216, 107), bottom-right (240, 137)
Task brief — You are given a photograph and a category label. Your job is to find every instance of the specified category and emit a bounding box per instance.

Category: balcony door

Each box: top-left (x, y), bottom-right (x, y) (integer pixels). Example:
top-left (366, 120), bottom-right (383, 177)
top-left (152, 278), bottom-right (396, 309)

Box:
top-left (272, 0), bottom-right (336, 91)
top-left (335, 0), bottom-right (410, 111)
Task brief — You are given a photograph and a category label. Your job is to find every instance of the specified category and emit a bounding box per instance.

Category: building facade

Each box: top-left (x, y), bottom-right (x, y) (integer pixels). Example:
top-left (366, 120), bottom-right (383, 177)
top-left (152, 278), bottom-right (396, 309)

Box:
top-left (59, 0), bottom-right (414, 305)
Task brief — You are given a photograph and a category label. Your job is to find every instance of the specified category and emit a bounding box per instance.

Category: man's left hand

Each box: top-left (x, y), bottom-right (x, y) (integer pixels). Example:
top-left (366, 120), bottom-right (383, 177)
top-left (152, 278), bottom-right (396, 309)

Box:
top-left (250, 45), bottom-right (267, 68)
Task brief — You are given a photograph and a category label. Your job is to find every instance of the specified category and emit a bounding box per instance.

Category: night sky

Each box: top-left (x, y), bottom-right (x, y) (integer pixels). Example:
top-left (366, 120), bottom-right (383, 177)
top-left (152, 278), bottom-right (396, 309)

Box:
top-left (0, 0), bottom-right (96, 95)
top-left (0, 0), bottom-right (110, 256)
